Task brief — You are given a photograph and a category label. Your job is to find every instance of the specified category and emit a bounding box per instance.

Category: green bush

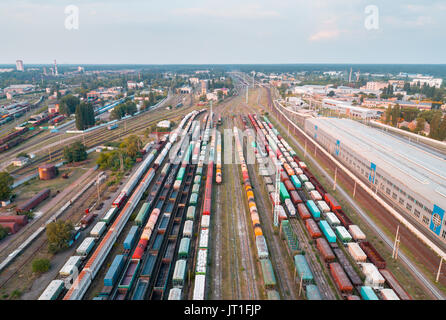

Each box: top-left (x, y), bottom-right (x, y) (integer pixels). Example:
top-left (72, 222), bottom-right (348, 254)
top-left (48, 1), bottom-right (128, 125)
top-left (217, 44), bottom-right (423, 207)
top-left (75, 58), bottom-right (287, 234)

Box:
top-left (32, 258), bottom-right (50, 273)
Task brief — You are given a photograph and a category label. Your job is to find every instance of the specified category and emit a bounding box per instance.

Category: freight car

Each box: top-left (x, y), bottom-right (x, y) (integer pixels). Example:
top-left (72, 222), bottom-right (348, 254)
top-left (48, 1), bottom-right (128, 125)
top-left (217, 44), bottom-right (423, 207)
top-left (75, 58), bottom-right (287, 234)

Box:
top-left (329, 262), bottom-right (353, 294)
top-left (333, 248), bottom-right (363, 286)
top-left (38, 280), bottom-right (64, 300)
top-left (319, 220), bottom-right (337, 243)
top-left (305, 219), bottom-right (321, 238)
top-left (359, 242), bottom-right (386, 269)
top-left (104, 255), bottom-right (126, 287)
top-left (294, 255), bottom-right (314, 284)
top-left (379, 269), bottom-right (412, 300)
top-left (316, 238), bottom-right (335, 262)
top-left (16, 188), bottom-right (50, 213)
top-left (260, 259), bottom-right (277, 289)
top-left (306, 284), bottom-right (322, 300)
top-left (297, 203), bottom-right (311, 220)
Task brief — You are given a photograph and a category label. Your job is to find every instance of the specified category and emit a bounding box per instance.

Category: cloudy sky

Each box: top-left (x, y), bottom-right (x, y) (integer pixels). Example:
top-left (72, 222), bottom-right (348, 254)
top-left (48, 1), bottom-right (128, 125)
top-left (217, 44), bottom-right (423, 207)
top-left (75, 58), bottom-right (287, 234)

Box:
top-left (2, 0), bottom-right (446, 64)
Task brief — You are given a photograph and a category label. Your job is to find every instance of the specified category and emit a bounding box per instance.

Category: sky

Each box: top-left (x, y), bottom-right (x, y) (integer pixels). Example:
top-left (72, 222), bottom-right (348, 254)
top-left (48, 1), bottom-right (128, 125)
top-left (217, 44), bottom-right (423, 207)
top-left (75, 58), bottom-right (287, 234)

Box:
top-left (2, 0), bottom-right (446, 64)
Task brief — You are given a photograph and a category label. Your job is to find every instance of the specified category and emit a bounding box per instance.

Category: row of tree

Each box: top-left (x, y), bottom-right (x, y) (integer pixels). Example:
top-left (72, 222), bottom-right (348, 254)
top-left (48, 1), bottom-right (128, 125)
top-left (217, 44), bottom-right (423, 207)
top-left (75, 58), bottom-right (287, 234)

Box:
top-left (63, 141), bottom-right (88, 163)
top-left (385, 105), bottom-right (446, 140)
top-left (96, 135), bottom-right (143, 171)
top-left (110, 100), bottom-right (137, 120)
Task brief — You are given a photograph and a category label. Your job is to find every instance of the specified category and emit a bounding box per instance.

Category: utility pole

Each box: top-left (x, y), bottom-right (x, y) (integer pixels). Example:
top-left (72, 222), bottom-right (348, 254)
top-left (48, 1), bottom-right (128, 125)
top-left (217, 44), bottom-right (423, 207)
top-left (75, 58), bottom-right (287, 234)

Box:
top-left (298, 276), bottom-right (304, 297)
top-left (273, 161), bottom-right (280, 227)
top-left (304, 140), bottom-right (307, 158)
top-left (96, 173), bottom-right (101, 203)
top-left (353, 180), bottom-right (357, 198)
top-left (333, 166), bottom-right (337, 191)
top-left (436, 257), bottom-right (443, 283)
top-left (392, 225), bottom-right (400, 260)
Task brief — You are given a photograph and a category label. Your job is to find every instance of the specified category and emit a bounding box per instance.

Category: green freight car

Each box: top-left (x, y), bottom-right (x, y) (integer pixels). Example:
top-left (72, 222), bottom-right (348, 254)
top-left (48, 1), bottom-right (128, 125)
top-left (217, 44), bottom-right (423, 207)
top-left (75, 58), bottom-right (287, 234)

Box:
top-left (186, 206), bottom-right (196, 220)
top-left (176, 167), bottom-right (186, 181)
top-left (260, 259), bottom-right (277, 289)
top-left (135, 202), bottom-right (151, 226)
top-left (279, 182), bottom-right (290, 202)
top-left (178, 238), bottom-right (190, 258)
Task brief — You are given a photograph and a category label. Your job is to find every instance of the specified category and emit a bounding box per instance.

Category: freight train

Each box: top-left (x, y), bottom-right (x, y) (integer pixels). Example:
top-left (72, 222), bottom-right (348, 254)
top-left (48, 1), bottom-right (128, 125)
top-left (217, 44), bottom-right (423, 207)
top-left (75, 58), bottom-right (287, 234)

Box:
top-left (248, 113), bottom-right (409, 300)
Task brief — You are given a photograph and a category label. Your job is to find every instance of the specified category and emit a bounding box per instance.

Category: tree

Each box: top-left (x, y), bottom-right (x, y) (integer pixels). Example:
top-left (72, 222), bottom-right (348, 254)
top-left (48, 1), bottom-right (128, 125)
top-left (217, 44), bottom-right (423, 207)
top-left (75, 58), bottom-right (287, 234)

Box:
top-left (429, 112), bottom-right (442, 139)
top-left (121, 135), bottom-right (142, 158)
top-left (414, 117), bottom-right (426, 133)
top-left (32, 258), bottom-right (50, 273)
top-left (0, 225), bottom-right (8, 240)
top-left (75, 102), bottom-right (95, 130)
top-left (0, 172), bottom-right (14, 201)
top-left (46, 220), bottom-right (74, 253)
top-left (438, 116), bottom-right (446, 141)
top-left (64, 141), bottom-right (87, 163)
top-left (217, 90), bottom-right (224, 101)
top-left (59, 95), bottom-right (80, 115)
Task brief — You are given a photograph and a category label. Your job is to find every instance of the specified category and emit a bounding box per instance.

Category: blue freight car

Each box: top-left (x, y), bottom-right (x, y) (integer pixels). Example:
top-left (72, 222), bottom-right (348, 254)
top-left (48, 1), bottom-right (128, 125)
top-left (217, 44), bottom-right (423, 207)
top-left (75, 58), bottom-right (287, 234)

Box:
top-left (124, 226), bottom-right (139, 250)
top-left (104, 254), bottom-right (125, 287)
top-left (306, 284), bottom-right (322, 300)
top-left (319, 220), bottom-right (337, 243)
top-left (294, 255), bottom-right (314, 283)
top-left (306, 200), bottom-right (321, 219)
top-left (360, 286), bottom-right (379, 300)
top-left (291, 175), bottom-right (302, 189)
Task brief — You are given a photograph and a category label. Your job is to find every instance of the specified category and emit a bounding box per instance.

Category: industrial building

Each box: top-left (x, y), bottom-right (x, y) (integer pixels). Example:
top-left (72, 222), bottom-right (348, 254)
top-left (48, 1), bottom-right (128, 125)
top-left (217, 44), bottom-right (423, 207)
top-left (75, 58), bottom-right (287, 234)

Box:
top-left (322, 99), bottom-right (381, 119)
top-left (305, 117), bottom-right (446, 245)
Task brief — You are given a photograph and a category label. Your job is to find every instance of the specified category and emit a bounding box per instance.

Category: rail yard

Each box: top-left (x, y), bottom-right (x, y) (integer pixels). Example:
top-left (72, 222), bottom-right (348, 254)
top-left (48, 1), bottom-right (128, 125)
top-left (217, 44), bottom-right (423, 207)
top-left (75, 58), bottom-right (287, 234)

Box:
top-left (0, 72), bottom-right (445, 304)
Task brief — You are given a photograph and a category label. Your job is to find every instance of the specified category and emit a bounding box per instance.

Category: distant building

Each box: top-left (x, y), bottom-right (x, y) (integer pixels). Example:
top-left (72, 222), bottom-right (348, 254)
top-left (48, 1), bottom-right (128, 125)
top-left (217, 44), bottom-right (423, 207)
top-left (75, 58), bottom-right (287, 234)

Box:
top-left (127, 81), bottom-right (144, 90)
top-left (178, 86), bottom-right (192, 94)
top-left (16, 60), bottom-right (24, 72)
top-left (189, 77), bottom-right (199, 84)
top-left (362, 82), bottom-right (388, 91)
top-left (206, 92), bottom-right (218, 101)
top-left (12, 157), bottom-right (29, 167)
top-left (4, 84), bottom-right (35, 95)
top-left (200, 80), bottom-right (208, 95)
top-left (410, 77), bottom-right (443, 89)
top-left (323, 98), bottom-right (381, 119)
top-left (157, 120), bottom-right (171, 129)
top-left (48, 102), bottom-right (59, 114)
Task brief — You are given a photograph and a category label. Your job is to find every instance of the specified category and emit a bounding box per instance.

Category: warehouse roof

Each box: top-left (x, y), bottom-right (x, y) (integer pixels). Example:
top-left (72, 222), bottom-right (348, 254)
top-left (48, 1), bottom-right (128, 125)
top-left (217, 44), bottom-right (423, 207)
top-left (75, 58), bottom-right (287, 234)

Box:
top-left (308, 117), bottom-right (446, 210)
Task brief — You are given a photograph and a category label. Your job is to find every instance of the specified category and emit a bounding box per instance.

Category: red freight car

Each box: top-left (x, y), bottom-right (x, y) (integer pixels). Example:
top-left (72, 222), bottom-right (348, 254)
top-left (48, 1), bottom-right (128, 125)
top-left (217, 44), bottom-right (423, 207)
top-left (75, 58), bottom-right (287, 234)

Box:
top-left (16, 188), bottom-right (50, 213)
top-left (0, 215), bottom-right (28, 226)
top-left (132, 239), bottom-right (148, 259)
top-left (333, 209), bottom-right (353, 228)
top-left (290, 190), bottom-right (302, 205)
top-left (283, 180), bottom-right (295, 192)
top-left (359, 242), bottom-right (386, 269)
top-left (202, 198), bottom-right (211, 215)
top-left (330, 262), bottom-right (353, 293)
top-left (297, 203), bottom-right (311, 220)
top-left (0, 222), bottom-right (19, 234)
top-left (324, 193), bottom-right (341, 211)
top-left (305, 219), bottom-right (321, 238)
top-left (316, 238), bottom-right (336, 262)
top-left (379, 269), bottom-right (412, 300)
top-left (280, 171), bottom-right (289, 183)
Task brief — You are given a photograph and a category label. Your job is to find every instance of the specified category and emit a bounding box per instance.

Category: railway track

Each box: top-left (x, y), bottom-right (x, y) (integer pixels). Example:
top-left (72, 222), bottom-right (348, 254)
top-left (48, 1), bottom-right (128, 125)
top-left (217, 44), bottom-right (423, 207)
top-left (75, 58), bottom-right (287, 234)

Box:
top-left (288, 218), bottom-right (338, 300)
top-left (0, 171), bottom-right (100, 291)
top-left (6, 95), bottom-right (188, 176)
top-left (229, 115), bottom-right (260, 300)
